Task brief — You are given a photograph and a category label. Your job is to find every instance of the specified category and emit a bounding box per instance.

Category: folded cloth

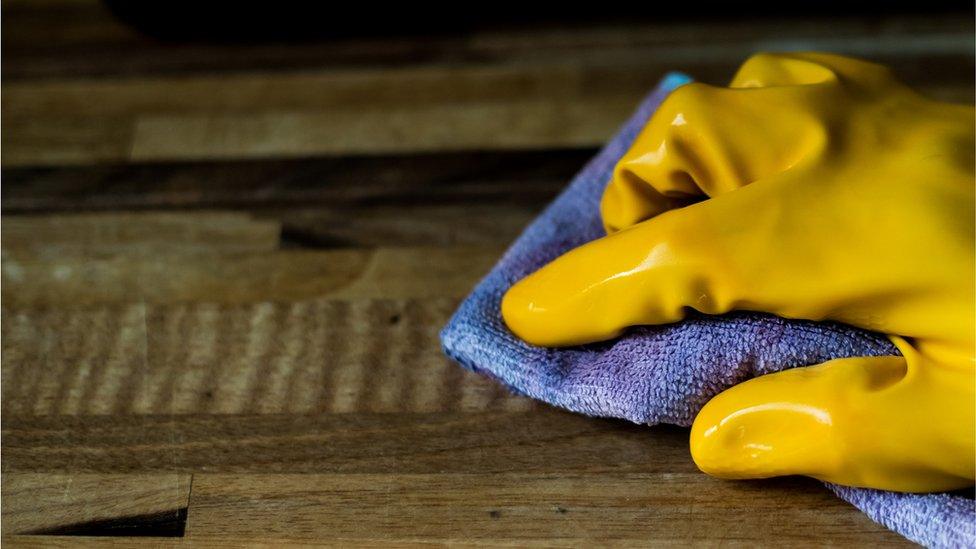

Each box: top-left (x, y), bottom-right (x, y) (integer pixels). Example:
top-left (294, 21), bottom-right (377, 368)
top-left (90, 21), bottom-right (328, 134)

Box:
top-left (440, 73), bottom-right (975, 548)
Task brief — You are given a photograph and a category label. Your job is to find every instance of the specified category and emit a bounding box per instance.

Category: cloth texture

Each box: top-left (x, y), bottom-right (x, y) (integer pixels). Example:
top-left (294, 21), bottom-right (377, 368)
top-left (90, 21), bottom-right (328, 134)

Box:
top-left (440, 73), bottom-right (975, 548)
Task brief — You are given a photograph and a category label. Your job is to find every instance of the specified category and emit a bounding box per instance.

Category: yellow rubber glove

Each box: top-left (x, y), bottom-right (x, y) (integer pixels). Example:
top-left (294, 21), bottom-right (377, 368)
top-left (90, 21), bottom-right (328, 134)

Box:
top-left (501, 52), bottom-right (975, 493)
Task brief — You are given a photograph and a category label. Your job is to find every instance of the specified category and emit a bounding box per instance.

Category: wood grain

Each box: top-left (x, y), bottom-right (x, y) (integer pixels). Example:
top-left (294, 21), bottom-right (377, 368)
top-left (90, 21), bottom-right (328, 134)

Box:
top-left (1, 298), bottom-right (526, 415)
top-left (4, 45), bottom-right (971, 118)
top-left (127, 99), bottom-right (636, 162)
top-left (0, 411), bottom-right (912, 545)
top-left (2, 410), bottom-right (685, 474)
top-left (2, 211), bottom-right (281, 258)
top-left (2, 2), bottom-right (970, 545)
top-left (3, 537), bottom-right (182, 548)
top-left (3, 13), bottom-right (971, 166)
top-left (0, 116), bottom-right (133, 167)
top-left (3, 1), bottom-right (971, 84)
top-left (2, 474), bottom-right (190, 535)
top-left (183, 473), bottom-right (910, 544)
top-left (1, 150), bottom-right (585, 214)
top-left (2, 247), bottom-right (501, 306)
top-left (2, 151), bottom-right (584, 247)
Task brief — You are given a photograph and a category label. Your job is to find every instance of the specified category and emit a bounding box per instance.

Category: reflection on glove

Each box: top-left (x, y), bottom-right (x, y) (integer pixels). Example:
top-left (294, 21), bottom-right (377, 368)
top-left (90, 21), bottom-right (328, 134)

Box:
top-left (501, 53), bottom-right (975, 493)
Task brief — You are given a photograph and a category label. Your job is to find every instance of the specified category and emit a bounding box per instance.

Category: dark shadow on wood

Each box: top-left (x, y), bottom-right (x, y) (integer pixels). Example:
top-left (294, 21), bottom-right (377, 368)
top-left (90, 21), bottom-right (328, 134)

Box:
top-left (26, 507), bottom-right (188, 537)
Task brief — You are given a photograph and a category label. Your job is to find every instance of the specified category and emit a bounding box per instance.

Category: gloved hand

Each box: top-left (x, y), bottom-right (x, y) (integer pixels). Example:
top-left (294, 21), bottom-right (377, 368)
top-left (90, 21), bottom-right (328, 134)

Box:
top-left (501, 52), bottom-right (975, 493)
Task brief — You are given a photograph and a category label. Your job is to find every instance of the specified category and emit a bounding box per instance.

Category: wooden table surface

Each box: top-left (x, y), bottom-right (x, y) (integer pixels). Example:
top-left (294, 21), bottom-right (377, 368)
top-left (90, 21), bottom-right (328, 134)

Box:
top-left (2, 1), bottom-right (973, 546)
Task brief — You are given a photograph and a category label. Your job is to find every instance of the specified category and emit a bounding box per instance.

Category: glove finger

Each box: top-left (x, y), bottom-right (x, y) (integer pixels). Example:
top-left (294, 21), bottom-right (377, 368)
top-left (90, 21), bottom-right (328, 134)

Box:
top-left (508, 147), bottom-right (972, 348)
top-left (503, 174), bottom-right (776, 347)
top-left (730, 52), bottom-right (845, 88)
top-left (601, 54), bottom-right (839, 234)
top-left (690, 344), bottom-right (975, 492)
top-left (731, 51), bottom-right (898, 89)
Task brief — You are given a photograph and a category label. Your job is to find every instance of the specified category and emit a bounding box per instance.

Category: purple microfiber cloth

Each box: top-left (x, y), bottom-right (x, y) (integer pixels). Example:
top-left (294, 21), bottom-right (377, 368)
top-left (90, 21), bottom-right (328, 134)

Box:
top-left (440, 73), bottom-right (975, 548)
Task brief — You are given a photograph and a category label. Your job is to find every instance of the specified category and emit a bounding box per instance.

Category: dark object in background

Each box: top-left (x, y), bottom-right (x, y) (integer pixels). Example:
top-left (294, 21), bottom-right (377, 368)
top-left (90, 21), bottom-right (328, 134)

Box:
top-left (105, 0), bottom-right (975, 41)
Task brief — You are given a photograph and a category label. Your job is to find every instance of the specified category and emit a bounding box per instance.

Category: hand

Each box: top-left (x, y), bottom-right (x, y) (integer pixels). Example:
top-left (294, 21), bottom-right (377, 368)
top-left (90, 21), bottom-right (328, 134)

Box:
top-left (501, 53), bottom-right (975, 493)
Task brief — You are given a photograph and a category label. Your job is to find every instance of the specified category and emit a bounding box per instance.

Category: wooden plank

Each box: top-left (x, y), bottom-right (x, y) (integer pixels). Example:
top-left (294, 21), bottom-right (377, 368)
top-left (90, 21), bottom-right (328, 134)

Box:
top-left (1, 536), bottom-right (714, 548)
top-left (1, 246), bottom-right (502, 306)
top-left (182, 473), bottom-right (910, 544)
top-left (2, 6), bottom-right (971, 83)
top-left (2, 212), bottom-right (281, 258)
top-left (1, 298), bottom-right (525, 415)
top-left (127, 99), bottom-right (636, 163)
top-left (0, 413), bottom-right (913, 544)
top-left (7, 44), bottom-right (971, 119)
top-left (0, 64), bottom-right (635, 117)
top-left (1, 150), bottom-right (582, 246)
top-left (4, 56), bottom-right (972, 132)
top-left (267, 204), bottom-right (549, 248)
top-left (3, 17), bottom-right (971, 166)
top-left (0, 116), bottom-right (133, 167)
top-left (2, 473), bottom-right (190, 535)
top-left (2, 538), bottom-right (181, 549)
top-left (6, 205), bottom-right (543, 249)
top-left (1, 150), bottom-right (586, 214)
top-left (3, 410), bottom-right (679, 474)
top-left (5, 77), bottom-right (970, 168)
top-left (6, 78), bottom-right (971, 168)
